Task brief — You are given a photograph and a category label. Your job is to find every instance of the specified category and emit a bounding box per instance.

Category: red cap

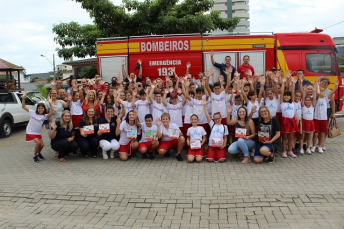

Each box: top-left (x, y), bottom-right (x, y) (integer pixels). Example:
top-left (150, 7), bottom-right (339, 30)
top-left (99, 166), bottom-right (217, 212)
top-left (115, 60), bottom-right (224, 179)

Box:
top-left (170, 92), bottom-right (178, 98)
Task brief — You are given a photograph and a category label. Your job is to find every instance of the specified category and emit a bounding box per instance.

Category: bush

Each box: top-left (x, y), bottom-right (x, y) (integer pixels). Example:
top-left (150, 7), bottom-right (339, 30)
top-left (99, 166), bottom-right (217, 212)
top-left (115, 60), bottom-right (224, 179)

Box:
top-left (35, 82), bottom-right (49, 98)
top-left (80, 66), bottom-right (98, 79)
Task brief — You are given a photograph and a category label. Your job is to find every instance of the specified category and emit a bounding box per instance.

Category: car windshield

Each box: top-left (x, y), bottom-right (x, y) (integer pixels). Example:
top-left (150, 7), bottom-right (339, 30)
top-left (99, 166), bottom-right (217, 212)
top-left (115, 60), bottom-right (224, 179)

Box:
top-left (306, 53), bottom-right (334, 74)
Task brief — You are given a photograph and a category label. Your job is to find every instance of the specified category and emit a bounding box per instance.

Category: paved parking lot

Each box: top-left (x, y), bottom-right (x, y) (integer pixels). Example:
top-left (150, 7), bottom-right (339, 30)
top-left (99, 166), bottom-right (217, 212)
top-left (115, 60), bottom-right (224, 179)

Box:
top-left (1, 119), bottom-right (344, 229)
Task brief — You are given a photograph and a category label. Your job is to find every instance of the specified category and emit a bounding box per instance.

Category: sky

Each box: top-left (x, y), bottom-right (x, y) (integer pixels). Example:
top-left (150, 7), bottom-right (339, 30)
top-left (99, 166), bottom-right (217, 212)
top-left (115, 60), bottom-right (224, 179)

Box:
top-left (0, 0), bottom-right (343, 74)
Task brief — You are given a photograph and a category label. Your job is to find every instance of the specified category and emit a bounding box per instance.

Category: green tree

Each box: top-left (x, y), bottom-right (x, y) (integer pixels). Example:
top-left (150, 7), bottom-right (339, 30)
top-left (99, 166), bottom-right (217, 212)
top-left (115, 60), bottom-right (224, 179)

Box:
top-left (35, 83), bottom-right (49, 98)
top-left (53, 0), bottom-right (240, 59)
top-left (80, 66), bottom-right (99, 79)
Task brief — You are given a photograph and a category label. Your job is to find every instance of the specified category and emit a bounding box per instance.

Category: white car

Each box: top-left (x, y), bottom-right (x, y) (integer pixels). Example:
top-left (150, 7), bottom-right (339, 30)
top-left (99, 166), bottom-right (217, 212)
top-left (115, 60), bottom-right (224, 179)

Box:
top-left (0, 92), bottom-right (35, 138)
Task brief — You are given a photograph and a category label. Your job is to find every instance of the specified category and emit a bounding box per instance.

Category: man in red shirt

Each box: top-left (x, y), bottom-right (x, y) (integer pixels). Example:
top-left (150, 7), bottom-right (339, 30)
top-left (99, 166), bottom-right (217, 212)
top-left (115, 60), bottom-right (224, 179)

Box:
top-left (238, 55), bottom-right (254, 79)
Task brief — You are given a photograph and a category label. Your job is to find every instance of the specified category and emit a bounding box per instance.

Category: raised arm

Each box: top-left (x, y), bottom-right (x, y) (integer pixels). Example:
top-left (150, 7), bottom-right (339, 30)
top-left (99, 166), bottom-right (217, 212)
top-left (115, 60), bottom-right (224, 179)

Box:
top-left (224, 67), bottom-right (233, 93)
top-left (210, 50), bottom-right (215, 65)
top-left (147, 84), bottom-right (155, 105)
top-left (137, 59), bottom-right (142, 79)
top-left (280, 78), bottom-right (286, 104)
top-left (115, 118), bottom-right (122, 136)
top-left (202, 99), bottom-right (212, 123)
top-left (162, 88), bottom-right (168, 107)
top-left (226, 105), bottom-right (237, 126)
top-left (121, 59), bottom-right (127, 81)
top-left (328, 80), bottom-right (339, 100)
top-left (186, 62), bottom-right (191, 75)
top-left (21, 91), bottom-right (29, 112)
top-left (46, 98), bottom-right (55, 118)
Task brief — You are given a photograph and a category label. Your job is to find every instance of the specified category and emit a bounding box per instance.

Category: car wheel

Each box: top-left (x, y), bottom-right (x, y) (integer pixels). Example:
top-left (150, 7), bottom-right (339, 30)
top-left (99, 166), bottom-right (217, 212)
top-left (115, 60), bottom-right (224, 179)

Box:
top-left (0, 120), bottom-right (12, 138)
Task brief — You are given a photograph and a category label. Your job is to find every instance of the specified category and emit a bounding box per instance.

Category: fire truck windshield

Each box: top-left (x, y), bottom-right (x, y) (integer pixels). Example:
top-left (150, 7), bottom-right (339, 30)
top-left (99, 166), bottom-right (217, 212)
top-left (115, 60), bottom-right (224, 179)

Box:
top-left (306, 53), bottom-right (334, 75)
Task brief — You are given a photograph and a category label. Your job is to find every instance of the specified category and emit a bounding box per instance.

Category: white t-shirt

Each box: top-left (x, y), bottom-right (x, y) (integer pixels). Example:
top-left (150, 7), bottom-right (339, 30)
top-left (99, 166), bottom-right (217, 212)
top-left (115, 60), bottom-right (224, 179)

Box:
top-left (151, 101), bottom-right (167, 124)
top-left (184, 99), bottom-right (194, 124)
top-left (118, 121), bottom-right (138, 145)
top-left (302, 105), bottom-right (314, 121)
top-left (294, 101), bottom-right (302, 119)
top-left (26, 109), bottom-right (48, 135)
top-left (192, 98), bottom-right (207, 124)
top-left (135, 99), bottom-right (151, 123)
top-left (314, 97), bottom-right (328, 120)
top-left (46, 100), bottom-right (64, 122)
top-left (265, 97), bottom-right (279, 117)
top-left (187, 126), bottom-right (206, 141)
top-left (139, 123), bottom-right (157, 143)
top-left (231, 104), bottom-right (241, 119)
top-left (122, 101), bottom-right (134, 121)
top-left (160, 122), bottom-right (180, 142)
top-left (208, 120), bottom-right (228, 147)
top-left (246, 99), bottom-right (261, 118)
top-left (70, 100), bottom-right (83, 115)
top-left (281, 102), bottom-right (295, 118)
top-left (210, 91), bottom-right (227, 118)
top-left (167, 102), bottom-right (183, 127)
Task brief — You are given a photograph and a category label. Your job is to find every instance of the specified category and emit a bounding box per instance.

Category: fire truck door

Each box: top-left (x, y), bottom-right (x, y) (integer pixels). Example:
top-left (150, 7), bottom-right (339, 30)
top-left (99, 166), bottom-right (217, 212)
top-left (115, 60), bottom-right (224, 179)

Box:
top-left (238, 51), bottom-right (266, 75)
top-left (203, 52), bottom-right (237, 82)
top-left (99, 56), bottom-right (128, 82)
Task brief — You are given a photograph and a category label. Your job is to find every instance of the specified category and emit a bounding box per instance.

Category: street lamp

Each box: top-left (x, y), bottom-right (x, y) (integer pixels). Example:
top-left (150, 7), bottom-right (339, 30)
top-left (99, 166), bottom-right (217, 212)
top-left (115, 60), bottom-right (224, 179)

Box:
top-left (40, 54), bottom-right (56, 81)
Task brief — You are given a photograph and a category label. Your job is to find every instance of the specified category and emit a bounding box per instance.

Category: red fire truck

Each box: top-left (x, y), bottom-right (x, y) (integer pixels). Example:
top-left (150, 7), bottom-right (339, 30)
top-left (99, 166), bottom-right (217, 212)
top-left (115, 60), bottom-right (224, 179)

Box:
top-left (96, 31), bottom-right (343, 111)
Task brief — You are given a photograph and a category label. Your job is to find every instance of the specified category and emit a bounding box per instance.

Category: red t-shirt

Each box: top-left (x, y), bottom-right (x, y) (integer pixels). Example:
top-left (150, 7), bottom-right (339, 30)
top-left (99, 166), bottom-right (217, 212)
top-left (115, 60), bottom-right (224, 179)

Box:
top-left (238, 64), bottom-right (254, 79)
top-left (82, 99), bottom-right (100, 114)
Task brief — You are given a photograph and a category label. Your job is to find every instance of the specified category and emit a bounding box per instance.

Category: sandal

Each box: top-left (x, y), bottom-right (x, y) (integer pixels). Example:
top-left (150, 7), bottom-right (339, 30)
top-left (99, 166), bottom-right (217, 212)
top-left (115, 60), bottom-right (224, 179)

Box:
top-left (59, 158), bottom-right (66, 162)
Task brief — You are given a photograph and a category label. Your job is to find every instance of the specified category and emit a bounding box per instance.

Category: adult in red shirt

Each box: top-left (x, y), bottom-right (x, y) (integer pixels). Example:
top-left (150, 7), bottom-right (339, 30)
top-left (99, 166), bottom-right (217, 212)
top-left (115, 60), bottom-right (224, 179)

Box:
top-left (82, 90), bottom-right (100, 117)
top-left (238, 55), bottom-right (255, 79)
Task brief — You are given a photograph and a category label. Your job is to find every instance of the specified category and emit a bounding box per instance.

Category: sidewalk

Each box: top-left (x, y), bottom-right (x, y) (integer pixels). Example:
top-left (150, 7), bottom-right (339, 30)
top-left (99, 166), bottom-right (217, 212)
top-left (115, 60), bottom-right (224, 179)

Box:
top-left (0, 119), bottom-right (344, 228)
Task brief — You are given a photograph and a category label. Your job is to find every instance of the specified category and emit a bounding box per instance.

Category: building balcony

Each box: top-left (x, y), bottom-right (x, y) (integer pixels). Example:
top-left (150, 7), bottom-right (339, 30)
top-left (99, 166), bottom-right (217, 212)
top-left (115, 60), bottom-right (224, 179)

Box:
top-left (232, 0), bottom-right (249, 3)
top-left (232, 4), bottom-right (249, 11)
top-left (233, 12), bottom-right (250, 18)
top-left (237, 19), bottom-right (250, 26)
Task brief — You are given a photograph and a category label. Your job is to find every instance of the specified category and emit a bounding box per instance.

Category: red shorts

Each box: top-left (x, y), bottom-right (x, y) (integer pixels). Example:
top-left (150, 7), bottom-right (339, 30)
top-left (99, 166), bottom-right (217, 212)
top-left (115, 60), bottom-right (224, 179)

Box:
top-left (314, 119), bottom-right (328, 133)
top-left (187, 145), bottom-right (205, 157)
top-left (26, 134), bottom-right (42, 142)
top-left (72, 115), bottom-right (83, 129)
top-left (281, 117), bottom-right (298, 134)
top-left (179, 127), bottom-right (184, 137)
top-left (139, 141), bottom-right (154, 152)
top-left (119, 142), bottom-right (132, 155)
top-left (302, 119), bottom-right (315, 133)
top-left (295, 119), bottom-right (301, 138)
top-left (275, 112), bottom-right (282, 125)
top-left (206, 146), bottom-right (227, 162)
top-left (158, 139), bottom-right (179, 152)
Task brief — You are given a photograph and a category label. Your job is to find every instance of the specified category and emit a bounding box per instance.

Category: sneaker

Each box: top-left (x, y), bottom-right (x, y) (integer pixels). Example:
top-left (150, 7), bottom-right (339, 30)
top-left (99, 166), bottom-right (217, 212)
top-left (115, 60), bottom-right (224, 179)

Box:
top-left (303, 144), bottom-right (307, 151)
top-left (299, 149), bottom-right (304, 155)
top-left (164, 151), bottom-right (170, 158)
top-left (282, 151), bottom-right (287, 158)
top-left (310, 146), bottom-right (316, 153)
top-left (287, 151), bottom-right (297, 158)
top-left (110, 151), bottom-right (115, 159)
top-left (33, 156), bottom-right (39, 163)
top-left (176, 154), bottom-right (183, 161)
top-left (148, 152), bottom-right (155, 160)
top-left (293, 149), bottom-right (300, 156)
top-left (142, 153), bottom-right (148, 159)
top-left (37, 153), bottom-right (45, 160)
top-left (131, 151), bottom-right (137, 159)
top-left (318, 147), bottom-right (323, 154)
top-left (102, 151), bottom-right (109, 160)
top-left (84, 154), bottom-right (89, 158)
top-left (268, 155), bottom-right (275, 163)
top-left (322, 145), bottom-right (327, 151)
top-left (306, 148), bottom-right (312, 155)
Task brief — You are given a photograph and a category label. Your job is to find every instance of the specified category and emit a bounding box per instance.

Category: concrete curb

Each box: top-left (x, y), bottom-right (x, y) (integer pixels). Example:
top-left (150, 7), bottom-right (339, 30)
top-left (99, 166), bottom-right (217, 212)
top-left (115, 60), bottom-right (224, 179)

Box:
top-left (336, 113), bottom-right (344, 118)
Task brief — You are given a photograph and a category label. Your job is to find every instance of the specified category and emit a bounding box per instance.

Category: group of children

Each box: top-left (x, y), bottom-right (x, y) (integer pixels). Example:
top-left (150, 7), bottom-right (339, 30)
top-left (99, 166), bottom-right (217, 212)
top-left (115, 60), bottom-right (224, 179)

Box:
top-left (22, 67), bottom-right (339, 163)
